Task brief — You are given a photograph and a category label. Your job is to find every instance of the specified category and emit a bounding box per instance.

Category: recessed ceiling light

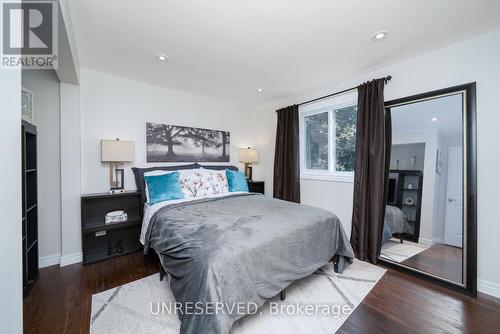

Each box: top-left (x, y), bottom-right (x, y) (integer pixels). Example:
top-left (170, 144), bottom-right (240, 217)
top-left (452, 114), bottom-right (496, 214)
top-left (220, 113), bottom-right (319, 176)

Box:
top-left (431, 117), bottom-right (438, 122)
top-left (257, 88), bottom-right (264, 92)
top-left (372, 31), bottom-right (388, 41)
top-left (156, 54), bottom-right (168, 62)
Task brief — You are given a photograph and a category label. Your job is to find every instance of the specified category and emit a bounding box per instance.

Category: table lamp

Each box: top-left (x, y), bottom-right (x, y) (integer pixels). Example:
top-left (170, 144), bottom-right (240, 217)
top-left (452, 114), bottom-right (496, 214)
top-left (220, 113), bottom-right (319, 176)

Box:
top-left (101, 139), bottom-right (135, 193)
top-left (239, 147), bottom-right (259, 181)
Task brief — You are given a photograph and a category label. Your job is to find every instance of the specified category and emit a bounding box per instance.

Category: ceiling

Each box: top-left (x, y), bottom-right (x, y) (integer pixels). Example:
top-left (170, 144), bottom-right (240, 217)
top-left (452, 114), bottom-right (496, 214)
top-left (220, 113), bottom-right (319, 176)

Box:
top-left (67, 0), bottom-right (500, 106)
top-left (391, 93), bottom-right (463, 138)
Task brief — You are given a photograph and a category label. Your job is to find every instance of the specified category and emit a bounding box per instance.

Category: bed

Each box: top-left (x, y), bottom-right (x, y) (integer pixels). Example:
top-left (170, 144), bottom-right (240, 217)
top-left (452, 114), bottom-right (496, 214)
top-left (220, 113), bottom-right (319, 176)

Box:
top-left (382, 205), bottom-right (412, 244)
top-left (132, 163), bottom-right (354, 334)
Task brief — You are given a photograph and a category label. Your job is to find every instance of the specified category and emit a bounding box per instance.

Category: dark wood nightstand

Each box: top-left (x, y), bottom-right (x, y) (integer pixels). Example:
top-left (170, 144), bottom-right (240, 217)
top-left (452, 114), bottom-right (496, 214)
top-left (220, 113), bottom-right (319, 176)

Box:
top-left (247, 180), bottom-right (265, 194)
top-left (81, 191), bottom-right (142, 265)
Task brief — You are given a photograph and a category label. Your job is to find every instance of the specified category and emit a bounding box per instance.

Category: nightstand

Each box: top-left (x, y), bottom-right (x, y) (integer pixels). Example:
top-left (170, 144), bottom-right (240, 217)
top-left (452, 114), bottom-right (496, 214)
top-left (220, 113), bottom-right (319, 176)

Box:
top-left (247, 180), bottom-right (265, 194)
top-left (81, 191), bottom-right (142, 265)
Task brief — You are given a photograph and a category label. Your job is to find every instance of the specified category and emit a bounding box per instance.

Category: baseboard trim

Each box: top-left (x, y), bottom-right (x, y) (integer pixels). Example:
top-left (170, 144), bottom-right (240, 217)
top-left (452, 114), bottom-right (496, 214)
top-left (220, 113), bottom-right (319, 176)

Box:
top-left (478, 279), bottom-right (500, 299)
top-left (39, 252), bottom-right (83, 268)
top-left (39, 253), bottom-right (61, 268)
top-left (433, 237), bottom-right (443, 244)
top-left (418, 237), bottom-right (445, 246)
top-left (418, 238), bottom-right (435, 246)
top-left (59, 252), bottom-right (83, 267)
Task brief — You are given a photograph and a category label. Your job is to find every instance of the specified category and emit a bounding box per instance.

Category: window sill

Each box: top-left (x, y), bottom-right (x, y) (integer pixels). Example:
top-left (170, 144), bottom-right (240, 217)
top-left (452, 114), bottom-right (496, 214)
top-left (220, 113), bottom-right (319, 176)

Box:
top-left (300, 173), bottom-right (354, 183)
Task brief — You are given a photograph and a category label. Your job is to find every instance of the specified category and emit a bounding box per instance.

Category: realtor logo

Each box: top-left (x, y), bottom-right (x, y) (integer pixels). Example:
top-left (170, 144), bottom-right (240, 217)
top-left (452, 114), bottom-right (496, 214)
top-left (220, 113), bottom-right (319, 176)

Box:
top-left (1, 0), bottom-right (58, 69)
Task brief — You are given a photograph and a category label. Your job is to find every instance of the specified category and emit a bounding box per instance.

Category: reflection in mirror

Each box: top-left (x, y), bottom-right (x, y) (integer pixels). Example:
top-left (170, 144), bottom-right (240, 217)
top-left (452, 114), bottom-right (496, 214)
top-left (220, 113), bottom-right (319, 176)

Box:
top-left (379, 93), bottom-right (464, 284)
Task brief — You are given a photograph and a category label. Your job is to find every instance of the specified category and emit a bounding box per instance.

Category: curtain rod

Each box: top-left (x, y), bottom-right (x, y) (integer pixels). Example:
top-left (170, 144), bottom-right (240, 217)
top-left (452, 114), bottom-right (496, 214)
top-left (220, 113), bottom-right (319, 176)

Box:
top-left (297, 75), bottom-right (392, 107)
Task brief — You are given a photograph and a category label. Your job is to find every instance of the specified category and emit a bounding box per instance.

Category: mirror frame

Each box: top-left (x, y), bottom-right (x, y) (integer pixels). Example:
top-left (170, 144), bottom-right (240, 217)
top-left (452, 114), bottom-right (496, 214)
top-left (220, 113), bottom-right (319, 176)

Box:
top-left (377, 82), bottom-right (477, 297)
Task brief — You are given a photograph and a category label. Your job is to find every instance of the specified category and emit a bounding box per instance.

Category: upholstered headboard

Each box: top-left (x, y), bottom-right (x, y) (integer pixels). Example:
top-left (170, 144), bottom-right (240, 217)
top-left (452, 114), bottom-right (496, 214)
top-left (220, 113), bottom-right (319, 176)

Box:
top-left (132, 163), bottom-right (239, 204)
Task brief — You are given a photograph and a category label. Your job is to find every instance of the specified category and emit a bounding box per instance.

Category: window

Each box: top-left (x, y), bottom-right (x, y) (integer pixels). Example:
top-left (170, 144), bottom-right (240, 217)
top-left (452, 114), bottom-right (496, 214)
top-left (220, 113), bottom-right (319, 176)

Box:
top-left (304, 111), bottom-right (329, 170)
top-left (334, 104), bottom-right (357, 172)
top-left (299, 91), bottom-right (357, 182)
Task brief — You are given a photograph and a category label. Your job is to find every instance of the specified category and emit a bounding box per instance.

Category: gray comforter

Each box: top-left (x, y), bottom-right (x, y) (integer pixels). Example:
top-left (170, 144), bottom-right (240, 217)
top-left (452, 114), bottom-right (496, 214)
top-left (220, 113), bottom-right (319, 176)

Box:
top-left (384, 205), bottom-right (412, 235)
top-left (144, 193), bottom-right (353, 334)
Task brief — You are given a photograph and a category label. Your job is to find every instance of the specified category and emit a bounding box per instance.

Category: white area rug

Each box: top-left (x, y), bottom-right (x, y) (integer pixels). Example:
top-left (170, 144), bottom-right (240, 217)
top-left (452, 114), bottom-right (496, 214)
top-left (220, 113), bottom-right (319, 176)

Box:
top-left (90, 259), bottom-right (385, 334)
top-left (380, 238), bottom-right (430, 263)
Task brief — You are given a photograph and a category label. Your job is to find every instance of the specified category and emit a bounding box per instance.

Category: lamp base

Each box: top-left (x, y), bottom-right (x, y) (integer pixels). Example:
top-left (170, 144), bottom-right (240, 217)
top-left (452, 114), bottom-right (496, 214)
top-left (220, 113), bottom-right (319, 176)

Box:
top-left (109, 163), bottom-right (125, 191)
top-left (244, 163), bottom-right (253, 181)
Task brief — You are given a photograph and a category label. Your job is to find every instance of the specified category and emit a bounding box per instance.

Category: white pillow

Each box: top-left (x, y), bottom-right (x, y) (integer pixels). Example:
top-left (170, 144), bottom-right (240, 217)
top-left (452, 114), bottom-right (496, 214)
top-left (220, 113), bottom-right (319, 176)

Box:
top-left (143, 170), bottom-right (177, 203)
top-left (204, 169), bottom-right (229, 194)
top-left (178, 168), bottom-right (230, 198)
top-left (178, 168), bottom-right (214, 198)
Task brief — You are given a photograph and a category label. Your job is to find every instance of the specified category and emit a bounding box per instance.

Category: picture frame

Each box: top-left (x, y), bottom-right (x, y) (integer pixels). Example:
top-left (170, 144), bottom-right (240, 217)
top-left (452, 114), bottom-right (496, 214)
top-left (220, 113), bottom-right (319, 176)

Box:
top-left (436, 149), bottom-right (444, 175)
top-left (146, 122), bottom-right (230, 162)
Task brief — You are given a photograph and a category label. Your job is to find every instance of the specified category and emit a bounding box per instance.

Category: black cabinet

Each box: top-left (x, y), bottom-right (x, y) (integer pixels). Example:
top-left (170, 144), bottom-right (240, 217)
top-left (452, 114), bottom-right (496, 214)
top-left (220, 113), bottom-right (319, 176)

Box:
top-left (22, 120), bottom-right (38, 297)
top-left (81, 191), bottom-right (142, 264)
top-left (388, 170), bottom-right (423, 242)
top-left (247, 181), bottom-right (264, 195)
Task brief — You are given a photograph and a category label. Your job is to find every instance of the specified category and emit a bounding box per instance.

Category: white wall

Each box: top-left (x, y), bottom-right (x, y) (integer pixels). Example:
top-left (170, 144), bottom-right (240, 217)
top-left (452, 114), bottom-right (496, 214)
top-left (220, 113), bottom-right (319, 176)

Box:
top-left (301, 180), bottom-right (355, 237)
top-left (436, 135), bottom-right (463, 242)
top-left (60, 83), bottom-right (82, 265)
top-left (80, 69), bottom-right (255, 193)
top-left (389, 143), bottom-right (425, 171)
top-left (252, 29), bottom-right (500, 297)
top-left (0, 68), bottom-right (23, 333)
top-left (22, 70), bottom-right (62, 267)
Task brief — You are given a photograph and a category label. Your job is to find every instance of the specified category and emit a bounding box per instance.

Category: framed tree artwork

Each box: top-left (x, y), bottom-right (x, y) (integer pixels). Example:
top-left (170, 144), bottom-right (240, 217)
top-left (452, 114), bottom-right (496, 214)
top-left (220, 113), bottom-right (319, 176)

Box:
top-left (146, 122), bottom-right (230, 162)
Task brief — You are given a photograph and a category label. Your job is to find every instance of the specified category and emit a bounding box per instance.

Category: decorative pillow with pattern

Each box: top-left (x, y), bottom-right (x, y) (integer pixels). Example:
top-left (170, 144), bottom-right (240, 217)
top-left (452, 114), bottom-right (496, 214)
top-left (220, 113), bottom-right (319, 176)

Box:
top-left (178, 168), bottom-right (230, 197)
top-left (205, 169), bottom-right (229, 194)
top-left (178, 169), bottom-right (206, 198)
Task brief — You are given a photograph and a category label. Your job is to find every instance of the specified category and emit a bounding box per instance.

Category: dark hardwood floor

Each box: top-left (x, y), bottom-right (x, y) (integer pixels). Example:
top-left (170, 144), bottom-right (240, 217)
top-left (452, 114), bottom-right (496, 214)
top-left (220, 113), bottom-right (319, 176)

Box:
top-left (401, 243), bottom-right (463, 283)
top-left (24, 252), bottom-right (158, 334)
top-left (24, 252), bottom-right (500, 334)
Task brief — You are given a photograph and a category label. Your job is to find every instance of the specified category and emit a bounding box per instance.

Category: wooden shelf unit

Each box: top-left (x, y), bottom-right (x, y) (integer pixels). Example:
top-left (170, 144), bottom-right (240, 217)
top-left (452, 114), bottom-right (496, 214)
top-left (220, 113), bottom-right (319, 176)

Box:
top-left (81, 191), bottom-right (143, 265)
top-left (388, 169), bottom-right (423, 242)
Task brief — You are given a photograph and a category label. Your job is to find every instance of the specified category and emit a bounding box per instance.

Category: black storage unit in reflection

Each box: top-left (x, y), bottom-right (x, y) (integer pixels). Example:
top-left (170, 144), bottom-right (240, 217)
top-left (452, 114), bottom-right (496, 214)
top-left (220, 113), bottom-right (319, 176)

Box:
top-left (22, 120), bottom-right (38, 297)
top-left (81, 191), bottom-right (142, 264)
top-left (387, 170), bottom-right (424, 242)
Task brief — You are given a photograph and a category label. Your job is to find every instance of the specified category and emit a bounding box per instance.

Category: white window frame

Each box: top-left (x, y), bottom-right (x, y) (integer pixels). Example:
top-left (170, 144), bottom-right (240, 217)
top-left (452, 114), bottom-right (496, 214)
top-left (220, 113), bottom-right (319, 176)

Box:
top-left (299, 91), bottom-right (357, 183)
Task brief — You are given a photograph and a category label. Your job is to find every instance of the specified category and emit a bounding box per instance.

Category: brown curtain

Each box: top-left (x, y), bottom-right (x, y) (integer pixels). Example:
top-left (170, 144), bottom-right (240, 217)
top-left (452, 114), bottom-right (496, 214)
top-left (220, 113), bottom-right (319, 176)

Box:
top-left (273, 105), bottom-right (300, 203)
top-left (350, 78), bottom-right (390, 264)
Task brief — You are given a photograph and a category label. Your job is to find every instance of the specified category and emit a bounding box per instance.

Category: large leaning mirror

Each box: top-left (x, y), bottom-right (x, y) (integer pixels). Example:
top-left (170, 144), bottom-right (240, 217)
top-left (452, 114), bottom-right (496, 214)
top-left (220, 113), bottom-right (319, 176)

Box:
top-left (378, 83), bottom-right (477, 296)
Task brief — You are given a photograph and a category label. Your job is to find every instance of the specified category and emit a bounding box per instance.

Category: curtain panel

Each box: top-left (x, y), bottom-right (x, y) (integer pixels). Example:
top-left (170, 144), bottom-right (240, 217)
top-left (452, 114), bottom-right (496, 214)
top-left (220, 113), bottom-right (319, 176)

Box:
top-left (273, 105), bottom-right (301, 203)
top-left (350, 79), bottom-right (390, 263)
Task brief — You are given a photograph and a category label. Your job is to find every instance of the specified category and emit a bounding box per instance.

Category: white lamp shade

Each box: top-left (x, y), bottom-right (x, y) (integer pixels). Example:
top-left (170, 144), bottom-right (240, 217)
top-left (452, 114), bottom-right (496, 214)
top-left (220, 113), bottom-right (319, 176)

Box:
top-left (239, 147), bottom-right (259, 163)
top-left (101, 139), bottom-right (135, 162)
